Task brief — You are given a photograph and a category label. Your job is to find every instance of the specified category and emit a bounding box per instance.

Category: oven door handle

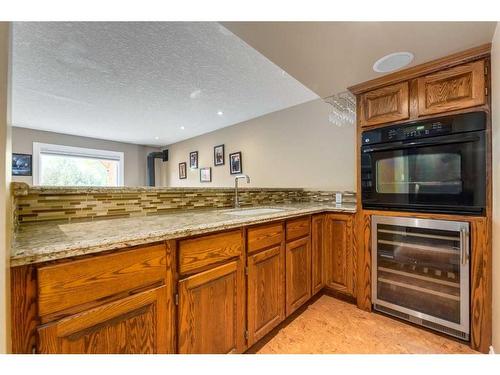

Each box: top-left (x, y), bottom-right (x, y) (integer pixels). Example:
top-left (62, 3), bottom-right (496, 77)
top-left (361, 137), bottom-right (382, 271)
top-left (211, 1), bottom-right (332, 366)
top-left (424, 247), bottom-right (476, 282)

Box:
top-left (362, 135), bottom-right (480, 153)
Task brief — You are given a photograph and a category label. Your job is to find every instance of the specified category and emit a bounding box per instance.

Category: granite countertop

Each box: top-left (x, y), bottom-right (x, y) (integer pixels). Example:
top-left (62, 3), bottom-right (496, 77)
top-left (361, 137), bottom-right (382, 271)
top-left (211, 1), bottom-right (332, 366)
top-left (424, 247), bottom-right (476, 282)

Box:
top-left (11, 202), bottom-right (356, 267)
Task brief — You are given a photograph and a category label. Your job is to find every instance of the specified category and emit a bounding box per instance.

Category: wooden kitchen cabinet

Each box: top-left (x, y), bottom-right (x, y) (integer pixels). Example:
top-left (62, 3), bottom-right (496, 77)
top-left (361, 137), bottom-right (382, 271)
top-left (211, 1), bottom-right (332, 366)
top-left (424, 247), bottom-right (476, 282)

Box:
top-left (32, 243), bottom-right (175, 354)
top-left (311, 214), bottom-right (326, 295)
top-left (177, 259), bottom-right (245, 354)
top-left (38, 286), bottom-right (169, 354)
top-left (417, 59), bottom-right (486, 116)
top-left (247, 245), bottom-right (285, 346)
top-left (285, 236), bottom-right (311, 316)
top-left (324, 213), bottom-right (355, 297)
top-left (359, 82), bottom-right (409, 127)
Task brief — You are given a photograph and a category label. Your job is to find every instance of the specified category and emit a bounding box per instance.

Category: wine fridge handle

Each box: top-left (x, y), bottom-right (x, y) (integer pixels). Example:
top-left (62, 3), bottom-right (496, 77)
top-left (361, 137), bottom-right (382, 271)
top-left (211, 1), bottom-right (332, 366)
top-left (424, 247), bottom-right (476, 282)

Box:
top-left (460, 228), bottom-right (469, 265)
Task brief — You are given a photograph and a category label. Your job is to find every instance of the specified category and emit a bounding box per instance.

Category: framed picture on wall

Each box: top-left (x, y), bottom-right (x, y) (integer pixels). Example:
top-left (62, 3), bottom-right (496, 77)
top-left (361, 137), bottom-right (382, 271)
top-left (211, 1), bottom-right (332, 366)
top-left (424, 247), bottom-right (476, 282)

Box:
top-left (229, 152), bottom-right (242, 175)
top-left (214, 144), bottom-right (225, 166)
top-left (200, 167), bottom-right (212, 182)
top-left (179, 162), bottom-right (187, 179)
top-left (12, 153), bottom-right (32, 176)
top-left (189, 151), bottom-right (198, 169)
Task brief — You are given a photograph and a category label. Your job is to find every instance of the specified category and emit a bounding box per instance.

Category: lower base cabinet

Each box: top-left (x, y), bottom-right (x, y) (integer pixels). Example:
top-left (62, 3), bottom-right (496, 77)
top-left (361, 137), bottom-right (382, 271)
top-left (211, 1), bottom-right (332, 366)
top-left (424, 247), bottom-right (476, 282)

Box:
top-left (12, 214), bottom-right (358, 354)
top-left (177, 260), bottom-right (246, 354)
top-left (247, 245), bottom-right (285, 346)
top-left (38, 286), bottom-right (169, 354)
top-left (285, 236), bottom-right (311, 316)
top-left (311, 214), bottom-right (326, 295)
top-left (324, 213), bottom-right (355, 297)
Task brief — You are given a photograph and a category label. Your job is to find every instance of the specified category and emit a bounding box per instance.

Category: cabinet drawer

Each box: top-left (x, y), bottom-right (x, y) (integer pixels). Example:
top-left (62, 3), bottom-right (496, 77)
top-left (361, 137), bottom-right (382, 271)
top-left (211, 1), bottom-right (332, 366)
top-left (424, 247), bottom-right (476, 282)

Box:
top-left (286, 217), bottom-right (310, 241)
top-left (247, 222), bottom-right (283, 254)
top-left (38, 244), bottom-right (167, 318)
top-left (417, 60), bottom-right (485, 116)
top-left (359, 82), bottom-right (409, 127)
top-left (179, 230), bottom-right (242, 275)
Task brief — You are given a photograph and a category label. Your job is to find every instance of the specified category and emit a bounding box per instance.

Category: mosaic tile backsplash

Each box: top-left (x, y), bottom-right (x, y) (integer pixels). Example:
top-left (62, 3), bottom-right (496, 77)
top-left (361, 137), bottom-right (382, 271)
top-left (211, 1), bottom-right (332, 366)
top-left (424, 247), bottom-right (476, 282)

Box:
top-left (12, 182), bottom-right (356, 225)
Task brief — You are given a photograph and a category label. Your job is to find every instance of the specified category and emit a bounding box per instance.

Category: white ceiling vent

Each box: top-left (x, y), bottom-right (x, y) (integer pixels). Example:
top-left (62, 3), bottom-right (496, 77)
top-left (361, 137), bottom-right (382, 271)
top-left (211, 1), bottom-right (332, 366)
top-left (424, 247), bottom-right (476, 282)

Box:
top-left (373, 52), bottom-right (414, 73)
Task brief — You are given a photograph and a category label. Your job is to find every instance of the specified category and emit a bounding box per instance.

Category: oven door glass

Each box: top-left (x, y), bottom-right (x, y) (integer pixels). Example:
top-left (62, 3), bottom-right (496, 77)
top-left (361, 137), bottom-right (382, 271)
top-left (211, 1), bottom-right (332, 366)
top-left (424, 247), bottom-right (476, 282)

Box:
top-left (376, 152), bottom-right (462, 195)
top-left (362, 132), bottom-right (486, 213)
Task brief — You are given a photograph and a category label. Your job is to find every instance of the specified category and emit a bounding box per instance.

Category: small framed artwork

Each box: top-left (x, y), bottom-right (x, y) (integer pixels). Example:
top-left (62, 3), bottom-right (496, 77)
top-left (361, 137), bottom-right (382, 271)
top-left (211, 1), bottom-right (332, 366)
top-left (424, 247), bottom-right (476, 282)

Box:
top-left (178, 162), bottom-right (187, 179)
top-left (12, 153), bottom-right (32, 176)
top-left (214, 144), bottom-right (225, 166)
top-left (189, 151), bottom-right (198, 169)
top-left (229, 152), bottom-right (242, 175)
top-left (200, 167), bottom-right (212, 182)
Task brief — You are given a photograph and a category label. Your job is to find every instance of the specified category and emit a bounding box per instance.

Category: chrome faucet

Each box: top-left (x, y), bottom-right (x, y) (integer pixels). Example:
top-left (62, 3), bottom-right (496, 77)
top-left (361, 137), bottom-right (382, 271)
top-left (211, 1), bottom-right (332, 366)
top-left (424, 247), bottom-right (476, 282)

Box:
top-left (234, 174), bottom-right (250, 208)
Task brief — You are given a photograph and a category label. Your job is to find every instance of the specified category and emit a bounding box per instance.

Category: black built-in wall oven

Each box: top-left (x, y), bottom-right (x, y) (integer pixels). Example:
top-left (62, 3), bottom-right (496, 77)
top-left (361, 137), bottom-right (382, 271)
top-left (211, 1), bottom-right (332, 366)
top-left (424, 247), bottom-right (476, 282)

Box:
top-left (361, 112), bottom-right (486, 215)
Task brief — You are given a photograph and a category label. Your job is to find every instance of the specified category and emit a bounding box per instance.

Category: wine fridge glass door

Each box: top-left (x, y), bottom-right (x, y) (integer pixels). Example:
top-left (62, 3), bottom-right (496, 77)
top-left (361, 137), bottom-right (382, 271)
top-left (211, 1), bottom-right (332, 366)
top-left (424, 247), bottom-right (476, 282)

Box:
top-left (371, 215), bottom-right (469, 339)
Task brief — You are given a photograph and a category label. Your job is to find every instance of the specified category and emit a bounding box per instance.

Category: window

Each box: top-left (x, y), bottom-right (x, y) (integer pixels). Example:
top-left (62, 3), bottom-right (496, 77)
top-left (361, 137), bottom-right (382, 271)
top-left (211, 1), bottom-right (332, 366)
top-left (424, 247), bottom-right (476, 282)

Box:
top-left (33, 143), bottom-right (124, 186)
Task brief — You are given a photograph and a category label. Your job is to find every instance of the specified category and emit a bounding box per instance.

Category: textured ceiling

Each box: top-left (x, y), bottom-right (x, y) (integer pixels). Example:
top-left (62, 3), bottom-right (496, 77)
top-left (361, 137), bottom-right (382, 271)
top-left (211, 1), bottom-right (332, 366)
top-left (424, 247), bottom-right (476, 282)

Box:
top-left (11, 22), bottom-right (318, 146)
top-left (222, 22), bottom-right (497, 97)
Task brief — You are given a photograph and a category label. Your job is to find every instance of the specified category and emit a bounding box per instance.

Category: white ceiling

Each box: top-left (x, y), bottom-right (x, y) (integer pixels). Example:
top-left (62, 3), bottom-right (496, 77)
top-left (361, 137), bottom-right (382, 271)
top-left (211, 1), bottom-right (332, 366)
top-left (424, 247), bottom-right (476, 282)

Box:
top-left (222, 22), bottom-right (497, 97)
top-left (11, 22), bottom-right (318, 146)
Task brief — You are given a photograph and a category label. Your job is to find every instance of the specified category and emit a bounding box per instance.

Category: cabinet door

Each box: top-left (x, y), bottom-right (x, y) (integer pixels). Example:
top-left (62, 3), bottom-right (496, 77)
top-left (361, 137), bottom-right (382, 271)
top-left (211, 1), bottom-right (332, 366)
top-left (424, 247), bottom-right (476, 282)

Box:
top-left (311, 215), bottom-right (326, 295)
top-left (247, 245), bottom-right (285, 346)
top-left (359, 82), bottom-right (409, 127)
top-left (285, 236), bottom-right (311, 316)
top-left (178, 260), bottom-right (245, 354)
top-left (417, 60), bottom-right (486, 116)
top-left (38, 286), bottom-right (170, 354)
top-left (325, 214), bottom-right (355, 297)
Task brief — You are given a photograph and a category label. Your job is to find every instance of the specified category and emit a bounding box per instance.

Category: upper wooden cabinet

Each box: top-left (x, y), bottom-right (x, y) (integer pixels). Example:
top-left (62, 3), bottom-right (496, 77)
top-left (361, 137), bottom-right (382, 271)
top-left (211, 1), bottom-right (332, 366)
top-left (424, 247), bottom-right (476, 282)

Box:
top-left (247, 245), bottom-right (285, 346)
top-left (359, 82), bottom-right (409, 127)
top-left (177, 259), bottom-right (245, 354)
top-left (38, 286), bottom-right (169, 354)
top-left (324, 213), bottom-right (355, 297)
top-left (417, 60), bottom-right (486, 116)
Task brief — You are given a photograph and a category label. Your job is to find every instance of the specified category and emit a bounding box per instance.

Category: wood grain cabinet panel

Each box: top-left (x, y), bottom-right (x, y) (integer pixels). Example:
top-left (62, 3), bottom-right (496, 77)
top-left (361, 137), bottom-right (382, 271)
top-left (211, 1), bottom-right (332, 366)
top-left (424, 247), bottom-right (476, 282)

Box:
top-left (311, 215), bottom-right (326, 295)
top-left (359, 82), bottom-right (409, 127)
top-left (417, 60), bottom-right (486, 116)
top-left (247, 245), bottom-right (285, 346)
top-left (286, 217), bottom-right (310, 241)
top-left (38, 286), bottom-right (170, 354)
top-left (178, 230), bottom-right (242, 275)
top-left (178, 260), bottom-right (245, 354)
top-left (37, 244), bottom-right (167, 319)
top-left (324, 214), bottom-right (355, 297)
top-left (247, 222), bottom-right (283, 254)
top-left (285, 236), bottom-right (311, 316)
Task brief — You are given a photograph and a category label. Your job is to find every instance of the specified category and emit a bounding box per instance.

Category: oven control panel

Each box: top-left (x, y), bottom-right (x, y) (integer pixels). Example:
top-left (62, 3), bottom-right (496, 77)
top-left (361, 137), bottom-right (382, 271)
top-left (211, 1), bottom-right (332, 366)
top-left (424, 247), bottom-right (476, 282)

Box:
top-left (362, 121), bottom-right (452, 145)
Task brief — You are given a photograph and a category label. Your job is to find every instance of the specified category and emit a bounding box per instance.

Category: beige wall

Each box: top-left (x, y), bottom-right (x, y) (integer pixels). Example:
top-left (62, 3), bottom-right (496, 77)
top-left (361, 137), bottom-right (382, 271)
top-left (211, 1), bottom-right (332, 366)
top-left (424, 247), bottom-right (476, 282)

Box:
top-left (164, 99), bottom-right (356, 191)
top-left (491, 22), bottom-right (500, 353)
top-left (0, 22), bottom-right (11, 354)
top-left (12, 127), bottom-right (162, 187)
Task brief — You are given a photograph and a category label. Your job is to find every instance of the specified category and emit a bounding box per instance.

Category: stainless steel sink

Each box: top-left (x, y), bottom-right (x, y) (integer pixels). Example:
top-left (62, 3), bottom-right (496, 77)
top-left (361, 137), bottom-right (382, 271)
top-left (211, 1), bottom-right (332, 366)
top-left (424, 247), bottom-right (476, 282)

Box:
top-left (221, 208), bottom-right (285, 216)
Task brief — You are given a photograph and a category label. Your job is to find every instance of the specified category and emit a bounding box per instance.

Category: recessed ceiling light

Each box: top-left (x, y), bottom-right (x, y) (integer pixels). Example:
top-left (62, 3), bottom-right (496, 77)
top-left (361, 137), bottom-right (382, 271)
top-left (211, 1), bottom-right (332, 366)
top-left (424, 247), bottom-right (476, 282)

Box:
top-left (373, 52), bottom-right (414, 73)
top-left (180, 126), bottom-right (185, 130)
top-left (154, 136), bottom-right (159, 140)
top-left (217, 111), bottom-right (224, 116)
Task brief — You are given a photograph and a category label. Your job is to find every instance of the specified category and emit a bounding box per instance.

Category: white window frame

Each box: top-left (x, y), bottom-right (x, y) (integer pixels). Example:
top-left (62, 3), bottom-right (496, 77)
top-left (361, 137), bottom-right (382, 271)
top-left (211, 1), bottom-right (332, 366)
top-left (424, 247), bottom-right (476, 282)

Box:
top-left (32, 142), bottom-right (125, 186)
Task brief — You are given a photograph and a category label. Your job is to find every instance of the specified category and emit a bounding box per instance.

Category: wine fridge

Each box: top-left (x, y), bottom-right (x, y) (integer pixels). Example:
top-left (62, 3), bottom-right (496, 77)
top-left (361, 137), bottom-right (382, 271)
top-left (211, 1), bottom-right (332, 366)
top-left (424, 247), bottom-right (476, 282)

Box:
top-left (372, 215), bottom-right (470, 340)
